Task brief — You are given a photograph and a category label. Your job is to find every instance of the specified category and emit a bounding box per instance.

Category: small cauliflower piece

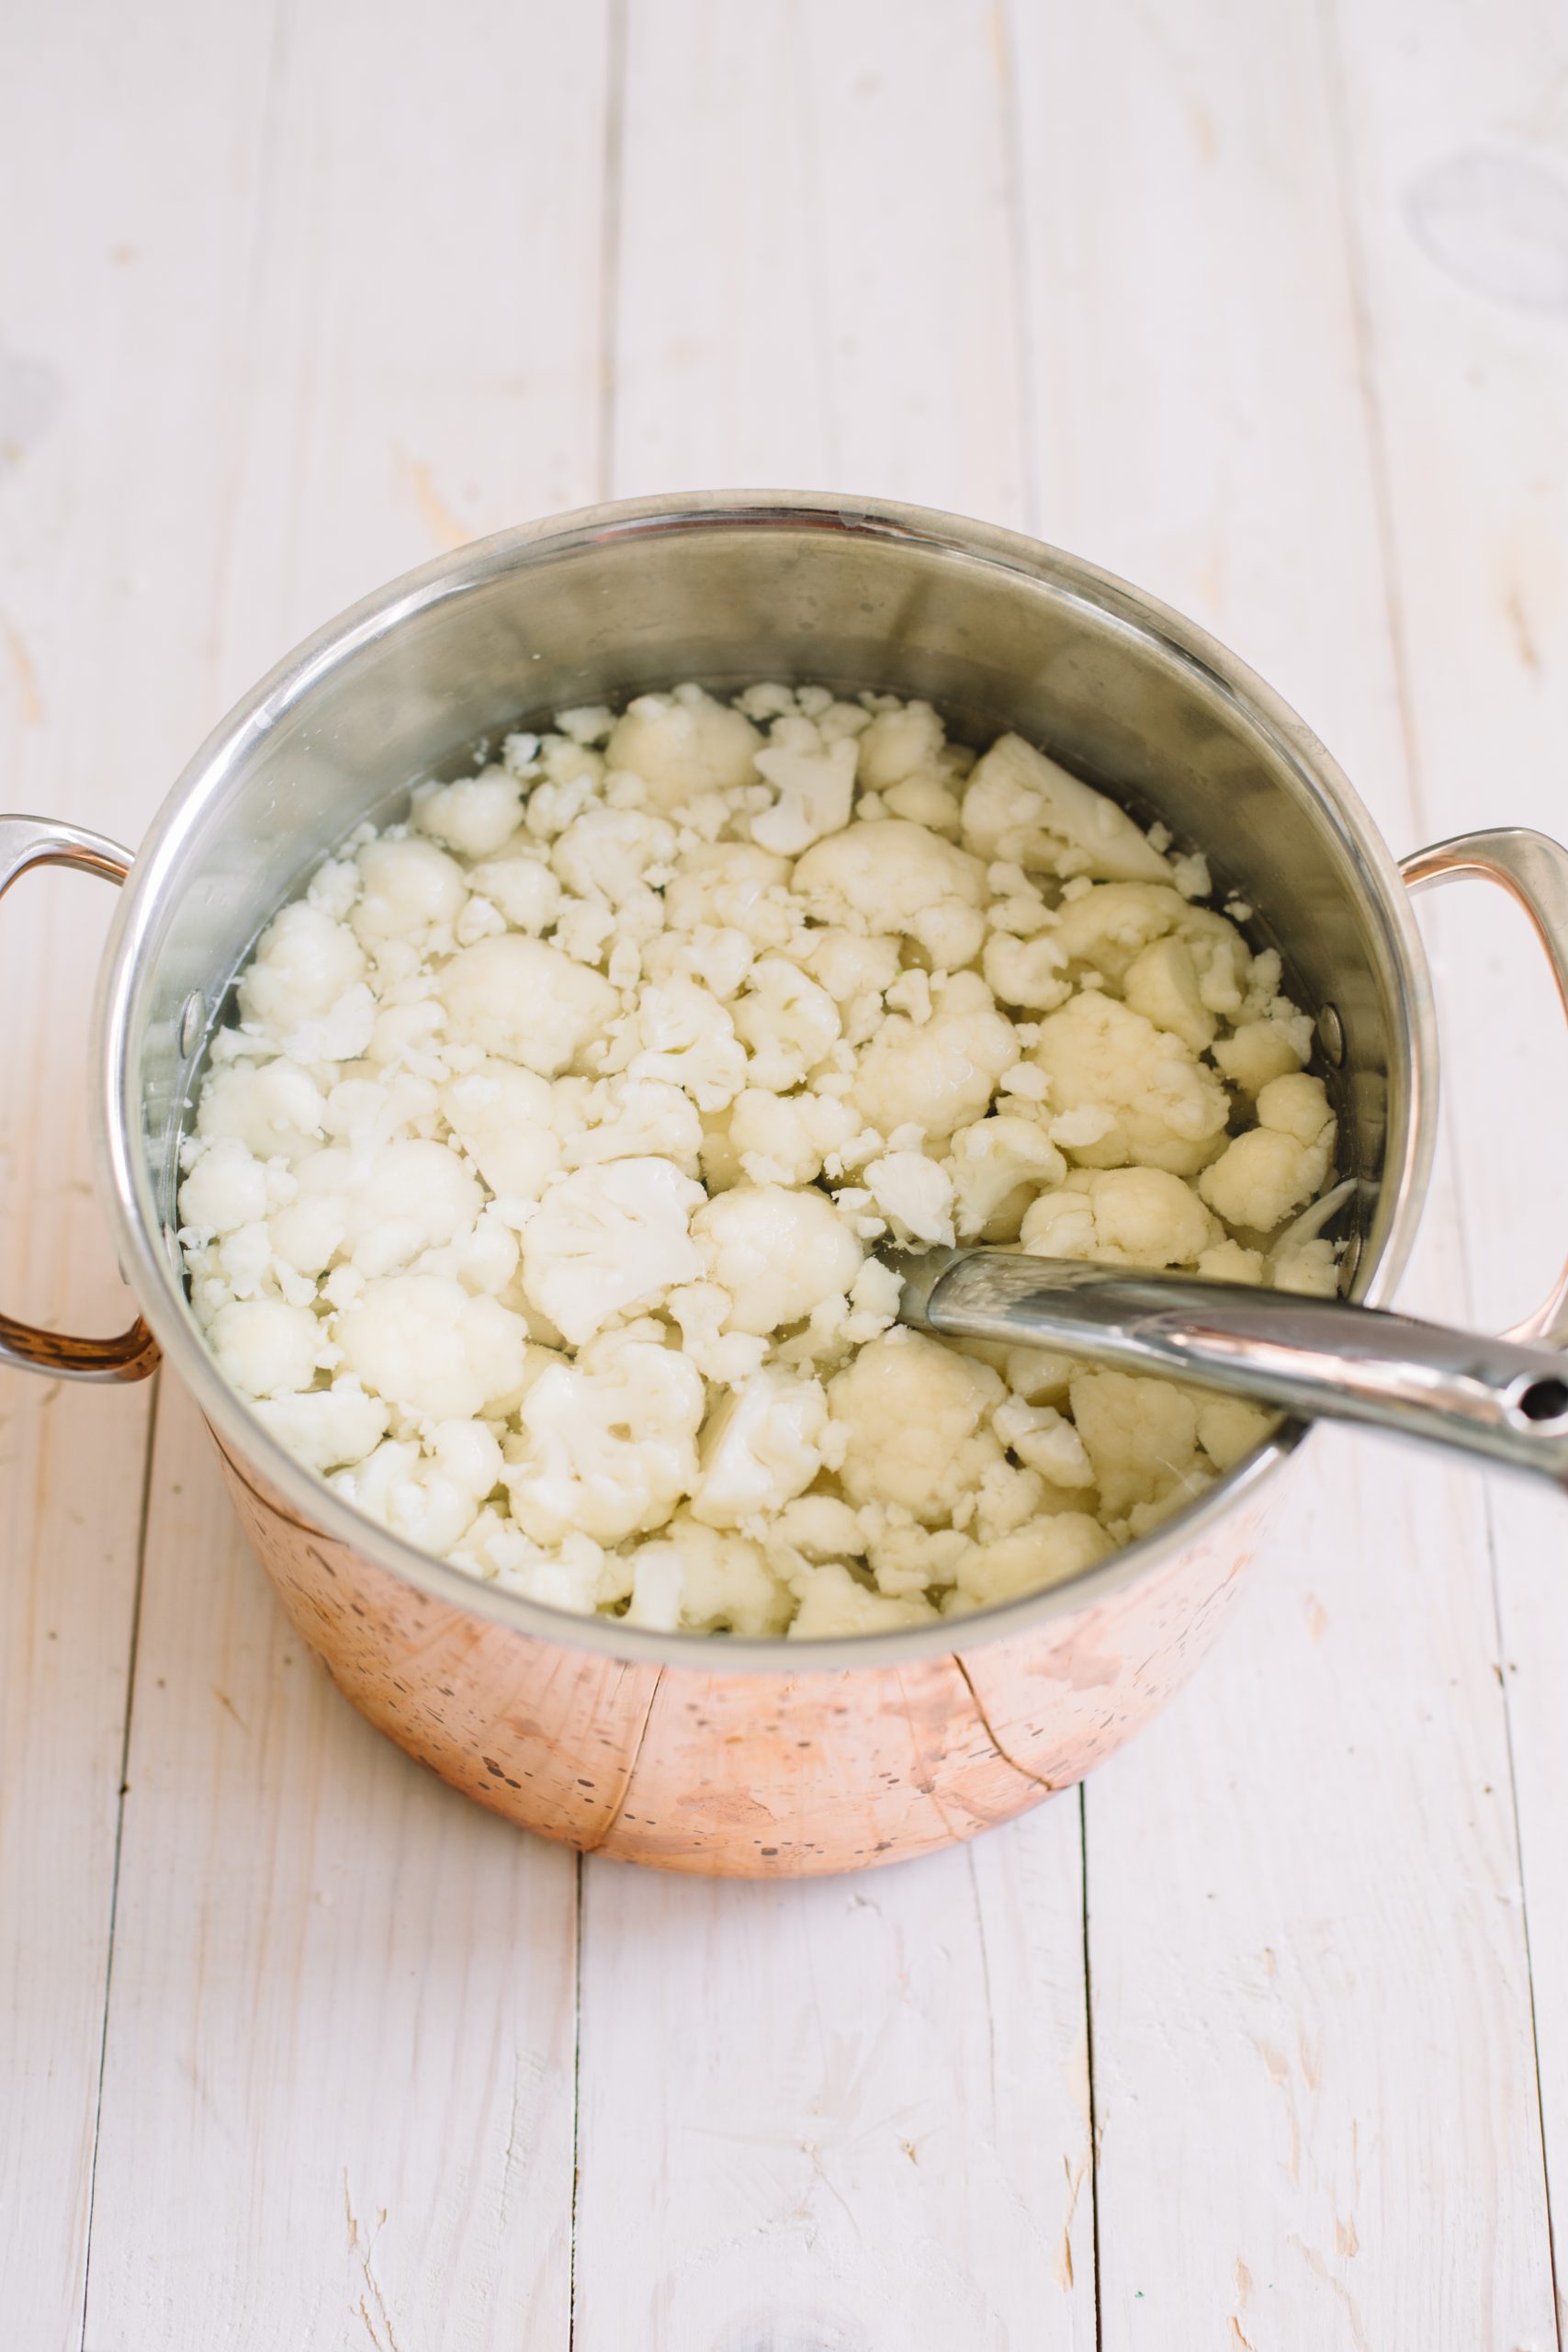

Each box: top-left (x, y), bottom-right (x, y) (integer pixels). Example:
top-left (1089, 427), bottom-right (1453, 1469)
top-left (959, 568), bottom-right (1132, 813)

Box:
top-left (504, 1331), bottom-right (705, 1545)
top-left (439, 933), bottom-right (619, 1077)
top-left (520, 1158), bottom-right (705, 1345)
top-left (1021, 1166), bottom-right (1220, 1268)
top-left (1032, 991), bottom-right (1230, 1174)
top-left (209, 1298), bottom-right (323, 1398)
top-left (788, 1562), bottom-right (939, 1638)
top-left (197, 1059), bottom-right (327, 1163)
top-left (606, 684), bottom-right (763, 809)
top-left (1122, 934), bottom-right (1217, 1053)
top-left (693, 1182), bottom-right (864, 1336)
top-left (856, 699), bottom-right (946, 787)
top-left (663, 842), bottom-right (795, 947)
top-left (962, 734), bottom-right (1171, 881)
top-left (620, 978), bottom-right (749, 1111)
top-left (829, 1329), bottom-right (1004, 1522)
top-left (251, 1378), bottom-right (389, 1473)
top-left (1068, 1368), bottom-right (1202, 1521)
top-left (751, 729), bottom-right (858, 854)
top-left (945, 1115), bottom-right (1067, 1241)
top-left (1198, 1072), bottom-right (1336, 1234)
top-left (690, 1365), bottom-right (830, 1528)
top-left (791, 818), bottom-right (988, 969)
top-left (626, 1516), bottom-right (793, 1635)
top-left (863, 1150), bottom-right (954, 1246)
top-left (1196, 1394), bottom-right (1279, 1472)
top-left (178, 1138), bottom-right (271, 1238)
top-left (564, 1077), bottom-right (703, 1174)
top-left (352, 836), bottom-right (468, 948)
top-left (730, 957), bottom-right (841, 1091)
top-left (336, 1273), bottom-right (528, 1424)
top-left (237, 900), bottom-right (369, 1054)
top-left (1213, 1014), bottom-right (1311, 1094)
top-left (415, 768), bottom-right (525, 858)
top-left (982, 930), bottom-right (1072, 1012)
top-left (955, 1513), bottom-right (1112, 1608)
top-left (551, 806), bottom-right (677, 905)
top-left (441, 1061), bottom-right (562, 1202)
top-left (728, 1086), bottom-right (858, 1187)
top-left (465, 853), bottom-right (563, 936)
top-left (852, 969), bottom-right (1019, 1143)
top-left (991, 1396), bottom-right (1096, 1487)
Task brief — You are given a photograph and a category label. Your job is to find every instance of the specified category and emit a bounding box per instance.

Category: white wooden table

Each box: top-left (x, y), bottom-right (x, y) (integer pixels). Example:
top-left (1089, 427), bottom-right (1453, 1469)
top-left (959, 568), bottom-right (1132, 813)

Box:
top-left (5, 4), bottom-right (1567, 2342)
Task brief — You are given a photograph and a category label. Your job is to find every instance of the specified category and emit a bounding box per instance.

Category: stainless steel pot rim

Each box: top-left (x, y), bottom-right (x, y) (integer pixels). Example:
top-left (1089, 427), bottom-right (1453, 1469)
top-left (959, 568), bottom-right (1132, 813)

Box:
top-left (92, 490), bottom-right (1438, 1675)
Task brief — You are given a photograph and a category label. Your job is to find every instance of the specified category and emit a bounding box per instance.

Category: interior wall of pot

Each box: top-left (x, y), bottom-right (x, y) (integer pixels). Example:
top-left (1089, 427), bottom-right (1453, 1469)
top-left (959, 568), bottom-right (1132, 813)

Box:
top-left (127, 516), bottom-right (1414, 1295)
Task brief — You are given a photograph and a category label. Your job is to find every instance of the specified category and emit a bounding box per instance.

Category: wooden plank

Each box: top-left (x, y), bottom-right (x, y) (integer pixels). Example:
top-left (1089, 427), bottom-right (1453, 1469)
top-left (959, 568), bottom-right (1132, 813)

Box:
top-left (0, 3), bottom-right (285, 2338)
top-left (1007, 0), bottom-right (1559, 2339)
top-left (78, 6), bottom-right (611, 2344)
top-left (1327, 0), bottom-right (1568, 2324)
top-left (572, 6), bottom-right (1096, 2344)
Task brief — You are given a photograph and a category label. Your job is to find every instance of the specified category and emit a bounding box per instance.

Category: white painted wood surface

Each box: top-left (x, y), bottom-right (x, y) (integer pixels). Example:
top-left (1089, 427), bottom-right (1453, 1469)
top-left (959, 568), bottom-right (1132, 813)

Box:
top-left (2, 2), bottom-right (1565, 2343)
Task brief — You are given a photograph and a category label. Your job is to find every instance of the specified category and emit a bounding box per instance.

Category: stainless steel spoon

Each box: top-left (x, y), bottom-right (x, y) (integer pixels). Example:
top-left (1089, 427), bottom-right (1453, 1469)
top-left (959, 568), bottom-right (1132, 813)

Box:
top-left (886, 1247), bottom-right (1568, 1486)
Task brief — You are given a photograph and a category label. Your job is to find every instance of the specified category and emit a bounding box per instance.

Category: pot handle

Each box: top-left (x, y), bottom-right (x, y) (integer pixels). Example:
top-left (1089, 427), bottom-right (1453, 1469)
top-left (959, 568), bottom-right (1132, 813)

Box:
top-left (0, 816), bottom-right (160, 1383)
top-left (1402, 825), bottom-right (1568, 1348)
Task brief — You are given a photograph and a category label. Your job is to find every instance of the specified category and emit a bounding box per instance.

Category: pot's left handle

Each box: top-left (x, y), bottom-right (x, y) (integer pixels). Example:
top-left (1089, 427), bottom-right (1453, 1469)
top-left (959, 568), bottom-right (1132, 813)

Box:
top-left (0, 816), bottom-right (160, 1383)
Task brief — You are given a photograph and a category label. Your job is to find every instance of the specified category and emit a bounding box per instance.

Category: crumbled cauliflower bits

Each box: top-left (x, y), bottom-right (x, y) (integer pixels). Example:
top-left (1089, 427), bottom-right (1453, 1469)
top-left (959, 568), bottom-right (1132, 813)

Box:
top-left (182, 680), bottom-right (1345, 1638)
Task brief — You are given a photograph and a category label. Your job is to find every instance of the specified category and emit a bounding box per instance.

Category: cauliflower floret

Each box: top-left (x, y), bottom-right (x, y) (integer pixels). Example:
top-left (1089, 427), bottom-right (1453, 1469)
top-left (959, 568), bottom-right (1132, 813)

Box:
top-left (693, 1182), bottom-right (864, 1336)
top-left (440, 1061), bottom-right (562, 1203)
top-left (945, 1116), bottom-right (1067, 1241)
top-left (209, 1298), bottom-right (324, 1397)
top-left (178, 1138), bottom-right (272, 1238)
top-left (352, 836), bottom-right (468, 948)
top-left (415, 768), bottom-right (525, 858)
top-left (751, 729), bottom-right (857, 854)
top-left (465, 852), bottom-right (564, 936)
top-left (520, 1158), bottom-right (705, 1345)
top-left (1021, 1166), bottom-right (1220, 1268)
top-left (236, 900), bottom-right (371, 1058)
top-left (1196, 1394), bottom-right (1278, 1472)
top-left (982, 930), bottom-right (1072, 1012)
top-left (962, 735), bottom-right (1171, 881)
top-left (829, 1329), bottom-right (1004, 1522)
top-left (1067, 1369), bottom-right (1204, 1521)
top-left (728, 1086), bottom-right (858, 1187)
top-left (730, 958), bottom-right (841, 1091)
top-left (1032, 991), bottom-right (1230, 1173)
top-left (791, 818), bottom-right (988, 969)
top-left (438, 934), bottom-right (618, 1077)
top-left (856, 699), bottom-right (946, 788)
top-left (991, 1396), bottom-right (1097, 1486)
top-left (336, 1274), bottom-right (528, 1425)
top-left (690, 1365), bottom-right (830, 1528)
top-left (624, 1516), bottom-right (793, 1635)
top-left (606, 684), bottom-right (763, 810)
top-left (663, 842), bottom-right (796, 948)
top-left (788, 1562), bottom-right (940, 1638)
top-left (1213, 1014), bottom-right (1312, 1094)
top-left (551, 806), bottom-right (677, 904)
top-left (562, 1076), bottom-right (704, 1175)
top-left (197, 1059), bottom-right (327, 1163)
top-left (863, 1150), bottom-right (954, 1246)
top-left (251, 1377), bottom-right (389, 1473)
top-left (852, 969), bottom-right (1019, 1143)
top-left (1122, 935), bottom-right (1217, 1052)
top-left (503, 1330), bottom-right (705, 1545)
top-left (1198, 1072), bottom-right (1336, 1234)
top-left (955, 1513), bottom-right (1112, 1608)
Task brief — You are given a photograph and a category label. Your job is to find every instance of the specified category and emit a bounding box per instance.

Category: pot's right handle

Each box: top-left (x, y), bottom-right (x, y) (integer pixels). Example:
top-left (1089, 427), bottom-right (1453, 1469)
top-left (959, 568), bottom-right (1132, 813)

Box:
top-left (0, 816), bottom-right (160, 1383)
top-left (1402, 825), bottom-right (1568, 1348)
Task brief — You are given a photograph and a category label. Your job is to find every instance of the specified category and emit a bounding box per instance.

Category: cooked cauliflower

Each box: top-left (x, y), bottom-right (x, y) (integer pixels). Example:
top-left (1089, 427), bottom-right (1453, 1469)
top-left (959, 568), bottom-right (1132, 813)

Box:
top-left (186, 678), bottom-right (1343, 1638)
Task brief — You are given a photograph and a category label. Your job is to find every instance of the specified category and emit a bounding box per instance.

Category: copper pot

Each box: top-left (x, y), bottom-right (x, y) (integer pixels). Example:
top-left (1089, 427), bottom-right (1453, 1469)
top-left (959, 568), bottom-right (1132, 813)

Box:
top-left (7, 493), bottom-right (1564, 1876)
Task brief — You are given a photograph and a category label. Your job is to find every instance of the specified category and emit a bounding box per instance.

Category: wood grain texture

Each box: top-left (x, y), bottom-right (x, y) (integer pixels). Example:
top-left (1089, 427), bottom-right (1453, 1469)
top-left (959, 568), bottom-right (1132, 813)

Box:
top-left (71, 5), bottom-right (614, 2345)
top-left (573, 6), bottom-right (1094, 2341)
top-left (1008, 0), bottom-right (1559, 2339)
top-left (1330, 3), bottom-right (1568, 2338)
top-left (2, 0), bottom-right (1565, 2340)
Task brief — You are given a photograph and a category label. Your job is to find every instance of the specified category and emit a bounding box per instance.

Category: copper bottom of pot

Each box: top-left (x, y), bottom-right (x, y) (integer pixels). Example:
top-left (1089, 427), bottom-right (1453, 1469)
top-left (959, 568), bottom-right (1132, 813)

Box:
top-left (216, 1432), bottom-right (1263, 1877)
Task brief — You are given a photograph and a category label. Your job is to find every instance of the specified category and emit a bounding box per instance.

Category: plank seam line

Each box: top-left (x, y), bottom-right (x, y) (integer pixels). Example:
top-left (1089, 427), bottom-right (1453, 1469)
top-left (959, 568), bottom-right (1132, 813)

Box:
top-left (73, 1366), bottom-right (163, 2352)
top-left (1317, 2), bottom-right (1563, 2336)
top-left (581, 1668), bottom-right (665, 1856)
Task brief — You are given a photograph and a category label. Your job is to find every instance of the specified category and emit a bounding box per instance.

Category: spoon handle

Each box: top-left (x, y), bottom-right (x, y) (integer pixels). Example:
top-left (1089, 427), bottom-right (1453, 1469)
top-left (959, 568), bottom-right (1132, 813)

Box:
top-left (893, 1248), bottom-right (1568, 1487)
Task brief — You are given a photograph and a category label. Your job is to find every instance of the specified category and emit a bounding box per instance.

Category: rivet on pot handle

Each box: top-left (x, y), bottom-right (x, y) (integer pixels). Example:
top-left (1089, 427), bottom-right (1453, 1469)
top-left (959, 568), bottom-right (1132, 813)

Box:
top-left (0, 816), bottom-right (160, 1384)
top-left (1402, 825), bottom-right (1568, 1348)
